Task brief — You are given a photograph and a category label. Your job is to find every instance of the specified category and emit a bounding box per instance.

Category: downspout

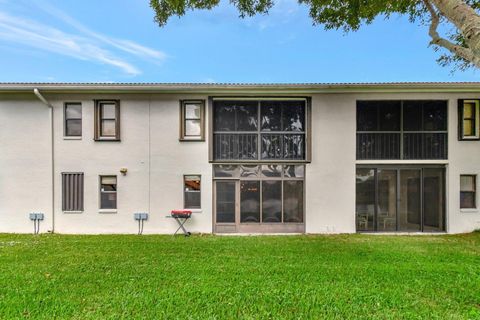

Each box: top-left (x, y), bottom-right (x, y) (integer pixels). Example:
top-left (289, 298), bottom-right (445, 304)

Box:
top-left (33, 88), bottom-right (55, 233)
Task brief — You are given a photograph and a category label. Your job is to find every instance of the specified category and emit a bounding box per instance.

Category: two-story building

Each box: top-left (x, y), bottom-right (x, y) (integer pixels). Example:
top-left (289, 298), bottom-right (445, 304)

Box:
top-left (1, 82), bottom-right (479, 234)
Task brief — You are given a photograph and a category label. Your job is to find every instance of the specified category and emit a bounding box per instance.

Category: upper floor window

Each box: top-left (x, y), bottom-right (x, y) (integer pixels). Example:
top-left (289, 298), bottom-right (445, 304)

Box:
top-left (459, 100), bottom-right (480, 140)
top-left (356, 100), bottom-right (447, 160)
top-left (64, 103), bottom-right (82, 137)
top-left (213, 99), bottom-right (307, 161)
top-left (95, 100), bottom-right (120, 141)
top-left (180, 100), bottom-right (205, 141)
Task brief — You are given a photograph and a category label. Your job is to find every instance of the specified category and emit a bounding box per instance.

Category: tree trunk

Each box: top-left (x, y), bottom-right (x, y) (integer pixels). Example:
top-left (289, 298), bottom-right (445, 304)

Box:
top-left (429, 0), bottom-right (480, 67)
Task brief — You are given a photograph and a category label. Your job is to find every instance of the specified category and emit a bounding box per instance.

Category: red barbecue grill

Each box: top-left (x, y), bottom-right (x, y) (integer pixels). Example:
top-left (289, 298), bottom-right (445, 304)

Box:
top-left (167, 210), bottom-right (192, 236)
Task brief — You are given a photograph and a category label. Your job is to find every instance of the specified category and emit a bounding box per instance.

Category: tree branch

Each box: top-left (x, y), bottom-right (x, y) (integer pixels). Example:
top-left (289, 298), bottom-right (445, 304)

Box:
top-left (422, 0), bottom-right (480, 67)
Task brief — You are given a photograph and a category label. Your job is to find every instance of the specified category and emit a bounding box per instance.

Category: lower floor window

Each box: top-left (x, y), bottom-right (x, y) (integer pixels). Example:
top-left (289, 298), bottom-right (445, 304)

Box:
top-left (100, 176), bottom-right (117, 209)
top-left (214, 164), bottom-right (304, 224)
top-left (62, 172), bottom-right (84, 211)
top-left (356, 166), bottom-right (445, 232)
top-left (460, 175), bottom-right (476, 209)
top-left (184, 175), bottom-right (201, 209)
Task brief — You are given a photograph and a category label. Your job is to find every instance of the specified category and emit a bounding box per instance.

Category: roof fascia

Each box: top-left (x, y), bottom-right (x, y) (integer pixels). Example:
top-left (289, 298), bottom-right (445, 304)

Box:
top-left (1, 83), bottom-right (480, 94)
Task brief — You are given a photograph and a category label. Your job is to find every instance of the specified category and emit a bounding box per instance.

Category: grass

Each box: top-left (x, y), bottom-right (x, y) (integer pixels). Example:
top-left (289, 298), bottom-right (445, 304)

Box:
top-left (0, 233), bottom-right (479, 319)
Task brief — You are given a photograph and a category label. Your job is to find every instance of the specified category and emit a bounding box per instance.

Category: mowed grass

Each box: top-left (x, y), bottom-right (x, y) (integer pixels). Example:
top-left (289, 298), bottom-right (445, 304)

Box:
top-left (0, 233), bottom-right (479, 319)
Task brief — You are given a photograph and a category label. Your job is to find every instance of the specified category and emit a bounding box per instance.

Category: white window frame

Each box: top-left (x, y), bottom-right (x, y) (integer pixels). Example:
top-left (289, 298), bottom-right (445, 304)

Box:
top-left (99, 175), bottom-right (117, 212)
top-left (183, 175), bottom-right (201, 209)
top-left (460, 174), bottom-right (477, 210)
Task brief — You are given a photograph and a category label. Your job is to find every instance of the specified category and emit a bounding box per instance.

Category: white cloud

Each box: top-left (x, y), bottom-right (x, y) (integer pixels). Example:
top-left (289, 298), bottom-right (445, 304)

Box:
top-left (0, 2), bottom-right (168, 75)
top-left (32, 0), bottom-right (167, 62)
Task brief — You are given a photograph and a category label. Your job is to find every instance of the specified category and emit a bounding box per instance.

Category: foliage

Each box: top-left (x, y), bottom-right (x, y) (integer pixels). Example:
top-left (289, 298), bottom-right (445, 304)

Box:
top-left (1, 233), bottom-right (480, 319)
top-left (150, 0), bottom-right (422, 29)
top-left (150, 0), bottom-right (480, 71)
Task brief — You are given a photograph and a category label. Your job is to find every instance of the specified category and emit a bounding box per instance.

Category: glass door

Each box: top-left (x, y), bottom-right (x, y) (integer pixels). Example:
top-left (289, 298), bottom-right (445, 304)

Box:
top-left (377, 169), bottom-right (397, 232)
top-left (215, 180), bottom-right (237, 224)
top-left (356, 169), bottom-right (375, 232)
top-left (398, 169), bottom-right (422, 231)
top-left (356, 166), bottom-right (445, 232)
top-left (423, 168), bottom-right (445, 232)
top-left (240, 181), bottom-right (260, 223)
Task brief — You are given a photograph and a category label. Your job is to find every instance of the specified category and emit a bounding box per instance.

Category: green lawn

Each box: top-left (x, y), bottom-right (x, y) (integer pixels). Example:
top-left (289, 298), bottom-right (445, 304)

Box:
top-left (0, 233), bottom-right (479, 319)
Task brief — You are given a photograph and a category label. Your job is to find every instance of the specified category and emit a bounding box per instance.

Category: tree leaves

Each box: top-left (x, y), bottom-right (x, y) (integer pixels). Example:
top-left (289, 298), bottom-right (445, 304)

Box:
top-left (150, 0), bottom-right (222, 26)
top-left (149, 0), bottom-right (480, 71)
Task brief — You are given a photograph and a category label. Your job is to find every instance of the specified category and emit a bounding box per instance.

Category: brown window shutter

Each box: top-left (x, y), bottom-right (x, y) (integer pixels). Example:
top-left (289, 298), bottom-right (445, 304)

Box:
top-left (94, 100), bottom-right (100, 140)
top-left (115, 100), bottom-right (121, 140)
top-left (458, 99), bottom-right (464, 140)
top-left (62, 173), bottom-right (84, 211)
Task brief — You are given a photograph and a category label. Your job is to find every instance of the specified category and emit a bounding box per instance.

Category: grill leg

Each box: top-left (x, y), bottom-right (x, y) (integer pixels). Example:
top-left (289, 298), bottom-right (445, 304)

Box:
top-left (173, 218), bottom-right (191, 236)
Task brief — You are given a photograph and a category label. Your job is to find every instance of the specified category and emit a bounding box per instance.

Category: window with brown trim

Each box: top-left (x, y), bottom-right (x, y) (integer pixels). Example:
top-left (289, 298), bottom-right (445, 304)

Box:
top-left (180, 100), bottom-right (205, 141)
top-left (64, 103), bottom-right (82, 137)
top-left (458, 100), bottom-right (480, 140)
top-left (95, 100), bottom-right (120, 141)
top-left (460, 175), bottom-right (476, 209)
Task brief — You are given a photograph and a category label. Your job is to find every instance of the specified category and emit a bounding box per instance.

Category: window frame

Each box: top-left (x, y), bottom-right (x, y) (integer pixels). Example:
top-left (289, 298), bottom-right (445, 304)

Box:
top-left (94, 100), bottom-right (120, 141)
top-left (64, 102), bottom-right (82, 138)
top-left (460, 174), bottom-right (477, 209)
top-left (183, 174), bottom-right (201, 209)
top-left (180, 100), bottom-right (205, 141)
top-left (213, 164), bottom-right (305, 224)
top-left (356, 100), bottom-right (448, 160)
top-left (356, 165), bottom-right (446, 232)
top-left (458, 99), bottom-right (480, 140)
top-left (99, 175), bottom-right (117, 210)
top-left (209, 97), bottom-right (311, 163)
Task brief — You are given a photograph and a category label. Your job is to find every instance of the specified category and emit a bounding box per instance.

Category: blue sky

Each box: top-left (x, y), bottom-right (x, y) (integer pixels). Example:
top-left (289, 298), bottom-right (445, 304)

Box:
top-left (0, 0), bottom-right (478, 83)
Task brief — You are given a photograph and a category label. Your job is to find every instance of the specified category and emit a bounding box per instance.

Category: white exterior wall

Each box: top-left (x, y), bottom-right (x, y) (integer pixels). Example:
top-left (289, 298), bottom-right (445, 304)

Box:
top-left (306, 94), bottom-right (356, 233)
top-left (1, 89), bottom-right (480, 234)
top-left (51, 93), bottom-right (212, 234)
top-left (446, 95), bottom-right (480, 233)
top-left (148, 95), bottom-right (212, 234)
top-left (0, 95), bottom-right (52, 233)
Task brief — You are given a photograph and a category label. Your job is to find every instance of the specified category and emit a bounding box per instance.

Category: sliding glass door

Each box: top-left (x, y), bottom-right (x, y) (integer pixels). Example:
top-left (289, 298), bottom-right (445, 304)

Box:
top-left (423, 168), bottom-right (445, 232)
top-left (398, 169), bottom-right (421, 231)
top-left (377, 170), bottom-right (397, 232)
top-left (215, 181), bottom-right (236, 223)
top-left (240, 181), bottom-right (260, 223)
top-left (356, 166), bottom-right (445, 232)
top-left (355, 169), bottom-right (375, 232)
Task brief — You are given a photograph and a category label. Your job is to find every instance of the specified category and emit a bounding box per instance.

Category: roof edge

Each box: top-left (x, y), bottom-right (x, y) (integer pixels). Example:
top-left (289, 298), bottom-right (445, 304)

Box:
top-left (1, 82), bottom-right (480, 94)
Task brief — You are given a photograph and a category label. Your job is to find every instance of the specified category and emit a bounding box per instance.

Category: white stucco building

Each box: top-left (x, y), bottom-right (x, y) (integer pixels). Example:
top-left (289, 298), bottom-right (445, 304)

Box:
top-left (1, 82), bottom-right (479, 234)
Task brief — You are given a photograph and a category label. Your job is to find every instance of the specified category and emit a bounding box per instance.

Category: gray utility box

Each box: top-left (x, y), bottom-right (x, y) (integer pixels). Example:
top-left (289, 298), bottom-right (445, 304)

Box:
top-left (134, 213), bottom-right (148, 221)
top-left (29, 213), bottom-right (44, 221)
